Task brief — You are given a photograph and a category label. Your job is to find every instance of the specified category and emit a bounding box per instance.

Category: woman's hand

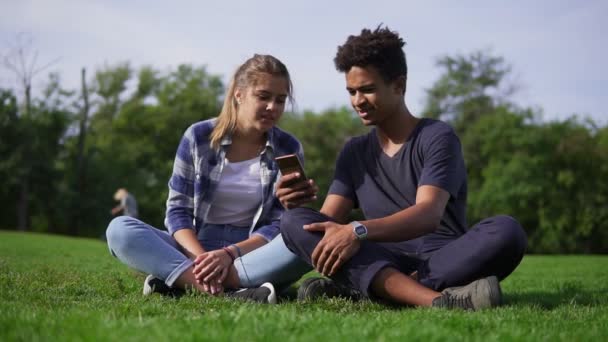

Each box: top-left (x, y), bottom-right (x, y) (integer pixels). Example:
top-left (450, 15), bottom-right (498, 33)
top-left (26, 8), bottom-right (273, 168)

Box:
top-left (202, 267), bottom-right (229, 295)
top-left (193, 250), bottom-right (233, 294)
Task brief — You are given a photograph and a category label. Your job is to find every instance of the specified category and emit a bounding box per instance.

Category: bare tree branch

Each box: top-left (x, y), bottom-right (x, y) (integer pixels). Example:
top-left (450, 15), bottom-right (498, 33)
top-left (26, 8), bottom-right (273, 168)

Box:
top-left (2, 32), bottom-right (61, 94)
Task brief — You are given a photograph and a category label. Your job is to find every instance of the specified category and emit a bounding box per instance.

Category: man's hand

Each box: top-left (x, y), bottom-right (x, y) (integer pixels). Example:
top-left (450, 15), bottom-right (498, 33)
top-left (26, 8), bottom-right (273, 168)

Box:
top-left (193, 250), bottom-right (232, 295)
top-left (305, 221), bottom-right (361, 276)
top-left (276, 173), bottom-right (319, 209)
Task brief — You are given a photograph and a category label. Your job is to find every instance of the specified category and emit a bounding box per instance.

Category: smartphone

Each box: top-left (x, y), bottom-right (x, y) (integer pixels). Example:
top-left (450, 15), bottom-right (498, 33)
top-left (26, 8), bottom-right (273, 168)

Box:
top-left (275, 154), bottom-right (307, 180)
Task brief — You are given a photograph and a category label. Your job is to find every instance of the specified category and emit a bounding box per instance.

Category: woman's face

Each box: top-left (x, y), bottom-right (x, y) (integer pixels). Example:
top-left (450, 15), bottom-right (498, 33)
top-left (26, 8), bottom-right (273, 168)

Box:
top-left (235, 73), bottom-right (289, 134)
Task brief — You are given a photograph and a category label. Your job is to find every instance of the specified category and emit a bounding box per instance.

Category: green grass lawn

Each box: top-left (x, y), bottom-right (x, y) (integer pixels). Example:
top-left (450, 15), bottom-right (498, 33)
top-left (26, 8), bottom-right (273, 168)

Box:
top-left (1, 231), bottom-right (606, 341)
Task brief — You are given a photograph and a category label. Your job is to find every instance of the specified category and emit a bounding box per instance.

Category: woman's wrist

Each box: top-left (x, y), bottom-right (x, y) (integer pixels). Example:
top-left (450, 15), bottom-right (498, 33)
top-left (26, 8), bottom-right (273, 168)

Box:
top-left (222, 246), bottom-right (236, 263)
top-left (228, 244), bottom-right (242, 258)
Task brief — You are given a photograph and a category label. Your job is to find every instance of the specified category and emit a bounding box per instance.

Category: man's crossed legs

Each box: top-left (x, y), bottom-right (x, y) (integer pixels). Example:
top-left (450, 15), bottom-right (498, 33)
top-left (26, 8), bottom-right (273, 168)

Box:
top-left (281, 208), bottom-right (527, 310)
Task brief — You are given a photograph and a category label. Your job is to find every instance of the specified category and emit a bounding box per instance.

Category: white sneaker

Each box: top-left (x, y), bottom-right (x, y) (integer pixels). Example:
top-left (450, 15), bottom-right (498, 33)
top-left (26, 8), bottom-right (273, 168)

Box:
top-left (142, 274), bottom-right (183, 296)
top-left (227, 282), bottom-right (277, 304)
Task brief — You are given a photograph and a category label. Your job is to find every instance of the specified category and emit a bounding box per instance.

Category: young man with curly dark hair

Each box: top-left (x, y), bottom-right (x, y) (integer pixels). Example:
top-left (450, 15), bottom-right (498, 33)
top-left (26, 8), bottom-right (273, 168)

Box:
top-left (276, 26), bottom-right (527, 310)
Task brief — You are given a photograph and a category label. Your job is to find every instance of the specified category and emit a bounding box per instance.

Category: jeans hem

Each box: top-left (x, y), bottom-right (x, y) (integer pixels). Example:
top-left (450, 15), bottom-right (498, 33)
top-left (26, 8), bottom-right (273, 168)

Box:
top-left (233, 257), bottom-right (251, 288)
top-left (359, 261), bottom-right (399, 298)
top-left (165, 259), bottom-right (194, 287)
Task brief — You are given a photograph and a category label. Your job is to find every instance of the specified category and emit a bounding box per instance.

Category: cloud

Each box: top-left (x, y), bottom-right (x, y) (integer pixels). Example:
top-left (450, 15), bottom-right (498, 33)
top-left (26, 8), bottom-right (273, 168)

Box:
top-left (1, 0), bottom-right (606, 123)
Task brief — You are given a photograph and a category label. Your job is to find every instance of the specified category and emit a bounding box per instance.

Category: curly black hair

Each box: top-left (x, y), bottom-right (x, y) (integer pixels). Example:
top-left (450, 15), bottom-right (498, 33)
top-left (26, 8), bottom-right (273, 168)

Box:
top-left (334, 25), bottom-right (407, 82)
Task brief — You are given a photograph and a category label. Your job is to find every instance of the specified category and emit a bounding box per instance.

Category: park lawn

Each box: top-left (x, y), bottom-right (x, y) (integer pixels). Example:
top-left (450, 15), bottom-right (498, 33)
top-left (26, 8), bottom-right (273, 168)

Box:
top-left (0, 231), bottom-right (606, 341)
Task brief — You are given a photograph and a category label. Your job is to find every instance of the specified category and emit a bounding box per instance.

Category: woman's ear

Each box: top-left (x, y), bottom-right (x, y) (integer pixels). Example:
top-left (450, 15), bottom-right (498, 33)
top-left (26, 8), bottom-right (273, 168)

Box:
top-left (234, 89), bottom-right (242, 105)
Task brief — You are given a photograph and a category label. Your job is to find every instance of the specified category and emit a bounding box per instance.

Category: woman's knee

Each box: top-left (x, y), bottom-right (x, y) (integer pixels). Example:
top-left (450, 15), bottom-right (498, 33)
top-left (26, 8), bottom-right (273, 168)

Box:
top-left (106, 216), bottom-right (142, 255)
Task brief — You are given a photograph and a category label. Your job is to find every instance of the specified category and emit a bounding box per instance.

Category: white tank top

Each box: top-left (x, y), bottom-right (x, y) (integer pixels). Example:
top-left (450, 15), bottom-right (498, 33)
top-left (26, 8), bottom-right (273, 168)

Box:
top-left (206, 156), bottom-right (262, 227)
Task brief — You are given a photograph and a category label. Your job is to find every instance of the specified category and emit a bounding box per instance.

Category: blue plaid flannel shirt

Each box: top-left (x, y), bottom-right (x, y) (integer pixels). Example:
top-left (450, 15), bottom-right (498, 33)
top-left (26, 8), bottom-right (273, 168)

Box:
top-left (164, 118), bottom-right (304, 241)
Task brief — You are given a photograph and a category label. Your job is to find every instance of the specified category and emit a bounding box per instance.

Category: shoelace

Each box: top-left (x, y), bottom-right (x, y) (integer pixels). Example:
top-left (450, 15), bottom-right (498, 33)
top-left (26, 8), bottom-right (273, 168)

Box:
top-left (446, 293), bottom-right (474, 309)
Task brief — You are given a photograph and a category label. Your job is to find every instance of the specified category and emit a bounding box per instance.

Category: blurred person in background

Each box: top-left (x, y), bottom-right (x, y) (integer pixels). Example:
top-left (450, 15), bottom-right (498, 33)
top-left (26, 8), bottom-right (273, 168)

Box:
top-left (111, 188), bottom-right (138, 218)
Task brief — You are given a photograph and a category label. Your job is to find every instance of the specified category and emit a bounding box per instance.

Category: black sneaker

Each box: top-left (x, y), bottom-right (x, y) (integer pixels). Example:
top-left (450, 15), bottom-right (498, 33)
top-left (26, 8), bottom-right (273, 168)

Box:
top-left (226, 282), bottom-right (277, 304)
top-left (432, 276), bottom-right (502, 310)
top-left (297, 277), bottom-right (362, 301)
top-left (142, 274), bottom-right (184, 297)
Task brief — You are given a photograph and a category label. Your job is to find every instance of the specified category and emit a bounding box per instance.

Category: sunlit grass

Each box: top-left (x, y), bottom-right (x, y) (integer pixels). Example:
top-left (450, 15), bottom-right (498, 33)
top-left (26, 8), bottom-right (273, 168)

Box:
top-left (1, 231), bottom-right (606, 341)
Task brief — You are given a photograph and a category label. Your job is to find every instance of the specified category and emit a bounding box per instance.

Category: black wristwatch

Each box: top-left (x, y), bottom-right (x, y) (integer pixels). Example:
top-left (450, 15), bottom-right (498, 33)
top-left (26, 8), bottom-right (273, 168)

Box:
top-left (350, 221), bottom-right (368, 240)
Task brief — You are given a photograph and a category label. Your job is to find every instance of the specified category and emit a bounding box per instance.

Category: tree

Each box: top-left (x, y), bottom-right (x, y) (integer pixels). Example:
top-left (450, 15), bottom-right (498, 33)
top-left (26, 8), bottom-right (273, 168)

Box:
top-left (0, 89), bottom-right (20, 229)
top-left (67, 63), bottom-right (224, 233)
top-left (69, 68), bottom-right (91, 233)
top-left (422, 50), bottom-right (516, 137)
top-left (0, 78), bottom-right (73, 233)
top-left (423, 50), bottom-right (608, 253)
top-left (1, 33), bottom-right (60, 231)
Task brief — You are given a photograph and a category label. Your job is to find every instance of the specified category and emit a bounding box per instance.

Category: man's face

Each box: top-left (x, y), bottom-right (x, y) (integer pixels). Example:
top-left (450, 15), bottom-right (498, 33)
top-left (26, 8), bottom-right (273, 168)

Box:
top-left (345, 66), bottom-right (404, 126)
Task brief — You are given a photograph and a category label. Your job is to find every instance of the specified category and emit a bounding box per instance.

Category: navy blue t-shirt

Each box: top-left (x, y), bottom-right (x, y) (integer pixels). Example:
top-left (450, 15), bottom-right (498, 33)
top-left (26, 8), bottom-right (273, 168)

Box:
top-left (329, 118), bottom-right (468, 251)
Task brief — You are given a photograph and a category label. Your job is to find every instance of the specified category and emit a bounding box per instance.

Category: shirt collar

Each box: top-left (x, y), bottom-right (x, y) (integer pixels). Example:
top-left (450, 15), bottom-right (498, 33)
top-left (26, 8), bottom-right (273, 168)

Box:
top-left (219, 128), bottom-right (277, 155)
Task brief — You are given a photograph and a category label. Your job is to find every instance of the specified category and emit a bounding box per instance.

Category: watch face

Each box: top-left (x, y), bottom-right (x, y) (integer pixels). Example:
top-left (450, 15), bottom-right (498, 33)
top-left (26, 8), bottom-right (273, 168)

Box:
top-left (355, 225), bottom-right (367, 236)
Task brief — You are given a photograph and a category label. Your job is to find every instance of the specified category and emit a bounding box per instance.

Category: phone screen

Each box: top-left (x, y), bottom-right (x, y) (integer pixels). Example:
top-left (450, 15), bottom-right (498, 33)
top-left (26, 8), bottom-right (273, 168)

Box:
top-left (275, 154), bottom-right (306, 179)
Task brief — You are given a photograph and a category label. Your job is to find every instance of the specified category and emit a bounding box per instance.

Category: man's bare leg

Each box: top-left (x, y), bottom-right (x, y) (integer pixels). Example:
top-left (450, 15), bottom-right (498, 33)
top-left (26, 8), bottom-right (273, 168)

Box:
top-left (370, 267), bottom-right (439, 306)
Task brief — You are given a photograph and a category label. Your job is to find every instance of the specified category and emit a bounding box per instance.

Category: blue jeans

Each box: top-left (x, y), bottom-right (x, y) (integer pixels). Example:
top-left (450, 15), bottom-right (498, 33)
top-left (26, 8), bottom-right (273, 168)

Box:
top-left (106, 216), bottom-right (311, 290)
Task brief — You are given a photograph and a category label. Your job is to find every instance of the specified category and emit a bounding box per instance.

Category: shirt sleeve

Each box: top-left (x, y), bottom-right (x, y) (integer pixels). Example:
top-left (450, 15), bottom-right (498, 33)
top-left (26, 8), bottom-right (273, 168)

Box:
top-left (418, 132), bottom-right (466, 198)
top-left (252, 197), bottom-right (283, 242)
top-left (256, 140), bottom-right (304, 241)
top-left (164, 127), bottom-right (196, 235)
top-left (328, 140), bottom-right (358, 205)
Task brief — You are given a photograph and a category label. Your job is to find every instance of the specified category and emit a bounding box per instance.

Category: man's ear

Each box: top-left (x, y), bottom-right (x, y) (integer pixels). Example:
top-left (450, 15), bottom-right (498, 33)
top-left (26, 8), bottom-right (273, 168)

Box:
top-left (393, 76), bottom-right (407, 95)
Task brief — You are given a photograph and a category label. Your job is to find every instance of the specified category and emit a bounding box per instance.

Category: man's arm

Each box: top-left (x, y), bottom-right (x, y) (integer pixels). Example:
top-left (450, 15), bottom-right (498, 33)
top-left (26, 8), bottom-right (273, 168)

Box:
top-left (361, 185), bottom-right (449, 242)
top-left (110, 204), bottom-right (124, 215)
top-left (306, 185), bottom-right (449, 276)
top-left (320, 194), bottom-right (354, 223)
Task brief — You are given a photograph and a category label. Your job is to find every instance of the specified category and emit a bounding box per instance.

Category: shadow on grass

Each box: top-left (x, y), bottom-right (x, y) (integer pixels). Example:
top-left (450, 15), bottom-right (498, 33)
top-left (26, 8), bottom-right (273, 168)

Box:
top-left (107, 278), bottom-right (606, 312)
top-left (504, 281), bottom-right (607, 309)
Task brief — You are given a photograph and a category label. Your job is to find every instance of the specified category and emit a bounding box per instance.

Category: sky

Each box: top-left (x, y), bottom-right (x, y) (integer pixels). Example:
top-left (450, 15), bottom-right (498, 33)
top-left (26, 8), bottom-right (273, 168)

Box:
top-left (1, 0), bottom-right (606, 124)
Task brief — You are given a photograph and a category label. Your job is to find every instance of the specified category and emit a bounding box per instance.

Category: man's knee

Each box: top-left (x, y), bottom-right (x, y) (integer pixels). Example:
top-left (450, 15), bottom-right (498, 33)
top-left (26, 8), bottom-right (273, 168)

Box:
top-left (280, 207), bottom-right (319, 237)
top-left (280, 208), bottom-right (311, 249)
top-left (494, 215), bottom-right (528, 254)
top-left (280, 207), bottom-right (329, 257)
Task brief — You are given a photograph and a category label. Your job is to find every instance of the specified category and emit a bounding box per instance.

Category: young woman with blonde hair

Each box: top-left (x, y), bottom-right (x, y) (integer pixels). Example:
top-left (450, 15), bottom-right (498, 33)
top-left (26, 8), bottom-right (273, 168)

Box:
top-left (106, 54), bottom-right (311, 303)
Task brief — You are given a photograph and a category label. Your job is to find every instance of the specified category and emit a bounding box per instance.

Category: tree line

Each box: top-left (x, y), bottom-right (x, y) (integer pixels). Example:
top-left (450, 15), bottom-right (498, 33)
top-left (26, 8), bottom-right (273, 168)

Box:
top-left (1, 52), bottom-right (606, 253)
